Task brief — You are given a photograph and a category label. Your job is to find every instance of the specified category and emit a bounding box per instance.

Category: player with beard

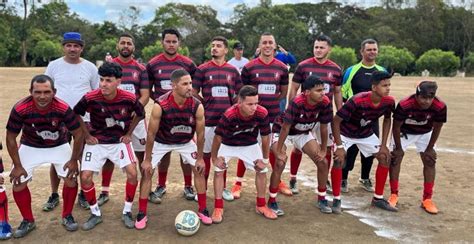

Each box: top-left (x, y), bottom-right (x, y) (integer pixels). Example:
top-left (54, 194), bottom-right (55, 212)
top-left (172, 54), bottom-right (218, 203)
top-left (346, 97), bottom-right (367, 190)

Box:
top-left (146, 28), bottom-right (196, 204)
top-left (97, 33), bottom-right (150, 206)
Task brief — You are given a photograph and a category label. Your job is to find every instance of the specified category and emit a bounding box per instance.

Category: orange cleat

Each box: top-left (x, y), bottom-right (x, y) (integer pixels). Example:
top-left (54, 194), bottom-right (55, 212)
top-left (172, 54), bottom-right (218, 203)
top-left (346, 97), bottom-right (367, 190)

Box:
top-left (212, 208), bottom-right (224, 224)
top-left (388, 194), bottom-right (399, 208)
top-left (421, 199), bottom-right (438, 214)
top-left (256, 206), bottom-right (278, 220)
top-left (278, 181), bottom-right (293, 196)
top-left (231, 184), bottom-right (242, 199)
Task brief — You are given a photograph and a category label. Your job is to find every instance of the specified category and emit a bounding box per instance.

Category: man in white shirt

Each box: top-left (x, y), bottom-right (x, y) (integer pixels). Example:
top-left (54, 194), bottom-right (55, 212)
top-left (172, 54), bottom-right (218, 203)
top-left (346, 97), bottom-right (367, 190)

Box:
top-left (228, 42), bottom-right (249, 74)
top-left (44, 32), bottom-right (99, 212)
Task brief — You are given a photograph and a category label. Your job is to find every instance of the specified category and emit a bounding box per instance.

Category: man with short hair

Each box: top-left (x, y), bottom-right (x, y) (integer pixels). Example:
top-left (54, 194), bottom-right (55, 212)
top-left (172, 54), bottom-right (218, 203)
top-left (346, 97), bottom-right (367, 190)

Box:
top-left (332, 70), bottom-right (397, 212)
top-left (44, 32), bottom-right (99, 211)
top-left (228, 42), bottom-right (249, 74)
top-left (211, 85), bottom-right (277, 223)
top-left (75, 62), bottom-right (144, 230)
top-left (98, 33), bottom-right (150, 206)
top-left (138, 69), bottom-right (210, 229)
top-left (193, 36), bottom-right (241, 201)
top-left (6, 75), bottom-right (84, 237)
top-left (287, 34), bottom-right (343, 196)
top-left (389, 81), bottom-right (447, 214)
top-left (340, 38), bottom-right (387, 193)
top-left (231, 33), bottom-right (289, 199)
top-left (146, 28), bottom-right (196, 203)
top-left (270, 75), bottom-right (333, 215)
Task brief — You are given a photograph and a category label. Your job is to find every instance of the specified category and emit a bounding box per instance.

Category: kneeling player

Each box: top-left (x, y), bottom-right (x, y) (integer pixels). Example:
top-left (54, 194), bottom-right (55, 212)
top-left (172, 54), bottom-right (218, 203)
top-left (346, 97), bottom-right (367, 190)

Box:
top-left (211, 85), bottom-right (277, 223)
top-left (139, 69), bottom-right (210, 229)
top-left (270, 75), bottom-right (333, 215)
top-left (74, 62), bottom-right (144, 230)
top-left (389, 81), bottom-right (446, 214)
top-left (6, 75), bottom-right (84, 237)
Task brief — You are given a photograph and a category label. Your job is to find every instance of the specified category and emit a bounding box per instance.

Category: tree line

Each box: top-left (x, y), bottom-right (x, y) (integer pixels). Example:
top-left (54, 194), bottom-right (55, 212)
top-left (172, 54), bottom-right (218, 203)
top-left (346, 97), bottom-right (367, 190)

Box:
top-left (0, 0), bottom-right (473, 75)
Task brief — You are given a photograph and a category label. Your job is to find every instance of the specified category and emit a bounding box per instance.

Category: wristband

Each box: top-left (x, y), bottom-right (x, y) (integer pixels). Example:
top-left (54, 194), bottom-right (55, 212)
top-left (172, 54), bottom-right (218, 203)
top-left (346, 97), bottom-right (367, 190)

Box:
top-left (336, 144), bottom-right (344, 149)
top-left (262, 158), bottom-right (269, 164)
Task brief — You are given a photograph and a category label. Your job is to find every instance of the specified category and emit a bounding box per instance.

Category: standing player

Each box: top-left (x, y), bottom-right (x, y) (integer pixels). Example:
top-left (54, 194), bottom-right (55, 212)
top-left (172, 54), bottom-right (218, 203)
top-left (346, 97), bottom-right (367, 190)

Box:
top-left (340, 39), bottom-right (386, 193)
top-left (287, 34), bottom-right (343, 195)
top-left (44, 32), bottom-right (100, 211)
top-left (227, 42), bottom-right (249, 74)
top-left (74, 62), bottom-right (144, 230)
top-left (6, 75), bottom-right (84, 237)
top-left (389, 81), bottom-right (446, 214)
top-left (98, 33), bottom-right (150, 206)
top-left (193, 36), bottom-right (241, 201)
top-left (270, 75), bottom-right (333, 215)
top-left (138, 69), bottom-right (211, 229)
top-left (146, 28), bottom-right (196, 203)
top-left (211, 85), bottom-right (277, 223)
top-left (332, 71), bottom-right (397, 212)
top-left (231, 33), bottom-right (289, 199)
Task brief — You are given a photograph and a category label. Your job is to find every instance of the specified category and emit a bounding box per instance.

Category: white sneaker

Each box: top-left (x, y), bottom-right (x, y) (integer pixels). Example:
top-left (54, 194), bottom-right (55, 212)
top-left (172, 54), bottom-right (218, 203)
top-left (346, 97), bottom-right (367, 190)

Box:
top-left (222, 188), bottom-right (234, 201)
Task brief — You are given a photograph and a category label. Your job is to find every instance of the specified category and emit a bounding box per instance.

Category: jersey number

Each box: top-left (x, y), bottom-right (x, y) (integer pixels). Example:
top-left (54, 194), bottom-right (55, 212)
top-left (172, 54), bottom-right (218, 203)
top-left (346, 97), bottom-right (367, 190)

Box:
top-left (84, 152), bottom-right (92, 162)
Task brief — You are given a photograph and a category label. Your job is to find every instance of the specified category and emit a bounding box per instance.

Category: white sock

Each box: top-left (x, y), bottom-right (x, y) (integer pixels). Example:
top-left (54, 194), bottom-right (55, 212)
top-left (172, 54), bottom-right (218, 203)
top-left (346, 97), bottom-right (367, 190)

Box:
top-left (123, 201), bottom-right (133, 214)
top-left (90, 203), bottom-right (101, 216)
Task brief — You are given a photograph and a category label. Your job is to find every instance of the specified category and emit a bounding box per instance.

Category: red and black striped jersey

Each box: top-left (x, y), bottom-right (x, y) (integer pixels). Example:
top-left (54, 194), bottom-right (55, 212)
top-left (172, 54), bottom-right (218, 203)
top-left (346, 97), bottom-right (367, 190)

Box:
top-left (393, 94), bottom-right (447, 135)
top-left (6, 96), bottom-right (80, 148)
top-left (337, 92), bottom-right (395, 138)
top-left (155, 91), bottom-right (200, 145)
top-left (74, 89), bottom-right (145, 144)
top-left (193, 60), bottom-right (242, 126)
top-left (146, 53), bottom-right (196, 99)
top-left (112, 57), bottom-right (149, 98)
top-left (293, 58), bottom-right (342, 101)
top-left (273, 93), bottom-right (333, 135)
top-left (215, 104), bottom-right (270, 146)
top-left (241, 57), bottom-right (289, 123)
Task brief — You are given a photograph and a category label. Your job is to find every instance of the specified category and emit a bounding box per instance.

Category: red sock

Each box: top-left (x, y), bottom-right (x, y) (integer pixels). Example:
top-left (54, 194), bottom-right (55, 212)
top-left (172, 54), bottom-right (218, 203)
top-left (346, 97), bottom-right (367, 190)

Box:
top-left (82, 183), bottom-right (97, 205)
top-left (13, 186), bottom-right (34, 222)
top-left (290, 150), bottom-right (302, 179)
top-left (184, 174), bottom-right (192, 187)
top-left (423, 182), bottom-right (434, 200)
top-left (101, 169), bottom-right (114, 193)
top-left (158, 171), bottom-right (167, 187)
top-left (390, 180), bottom-right (399, 195)
top-left (204, 156), bottom-right (211, 188)
top-left (269, 151), bottom-right (275, 169)
top-left (0, 190), bottom-right (9, 223)
top-left (62, 184), bottom-right (78, 218)
top-left (374, 164), bottom-right (390, 197)
top-left (198, 193), bottom-right (207, 212)
top-left (223, 170), bottom-right (227, 188)
top-left (325, 149), bottom-right (332, 170)
top-left (125, 181), bottom-right (137, 203)
top-left (236, 159), bottom-right (246, 179)
top-left (317, 186), bottom-right (327, 201)
top-left (331, 167), bottom-right (342, 198)
top-left (268, 187), bottom-right (278, 204)
top-left (256, 197), bottom-right (266, 207)
top-left (139, 198), bottom-right (148, 215)
top-left (215, 198), bottom-right (224, 209)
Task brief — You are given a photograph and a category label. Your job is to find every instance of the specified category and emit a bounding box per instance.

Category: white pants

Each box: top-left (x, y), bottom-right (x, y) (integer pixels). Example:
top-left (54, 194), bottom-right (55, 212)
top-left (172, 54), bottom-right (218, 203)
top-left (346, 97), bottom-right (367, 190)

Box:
top-left (340, 134), bottom-right (381, 157)
top-left (150, 141), bottom-right (198, 169)
top-left (390, 131), bottom-right (433, 152)
top-left (215, 143), bottom-right (267, 173)
top-left (81, 143), bottom-right (136, 172)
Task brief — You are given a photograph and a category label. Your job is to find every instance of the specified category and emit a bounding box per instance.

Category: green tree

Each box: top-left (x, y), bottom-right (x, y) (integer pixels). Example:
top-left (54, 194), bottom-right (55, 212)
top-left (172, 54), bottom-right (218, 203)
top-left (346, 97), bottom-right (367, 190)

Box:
top-left (88, 38), bottom-right (118, 63)
top-left (377, 45), bottom-right (415, 75)
top-left (203, 39), bottom-right (239, 62)
top-left (329, 46), bottom-right (357, 70)
top-left (464, 52), bottom-right (474, 74)
top-left (141, 41), bottom-right (190, 63)
top-left (416, 49), bottom-right (460, 76)
top-left (31, 40), bottom-right (62, 64)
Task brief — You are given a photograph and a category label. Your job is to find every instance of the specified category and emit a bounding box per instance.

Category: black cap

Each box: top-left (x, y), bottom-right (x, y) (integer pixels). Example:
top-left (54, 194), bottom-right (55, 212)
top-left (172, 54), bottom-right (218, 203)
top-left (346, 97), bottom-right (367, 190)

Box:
top-left (416, 81), bottom-right (438, 98)
top-left (233, 42), bottom-right (244, 50)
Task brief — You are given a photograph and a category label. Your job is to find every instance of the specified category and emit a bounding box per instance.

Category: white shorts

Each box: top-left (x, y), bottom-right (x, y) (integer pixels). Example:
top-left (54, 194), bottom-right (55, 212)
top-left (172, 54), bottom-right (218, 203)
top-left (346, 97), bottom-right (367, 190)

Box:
top-left (390, 131), bottom-right (433, 152)
top-left (271, 133), bottom-right (314, 151)
top-left (216, 143), bottom-right (267, 173)
top-left (340, 134), bottom-right (380, 157)
top-left (132, 119), bottom-right (147, 152)
top-left (151, 141), bottom-right (197, 169)
top-left (203, 126), bottom-right (216, 153)
top-left (81, 143), bottom-right (136, 172)
top-left (312, 122), bottom-right (333, 146)
top-left (17, 143), bottom-right (71, 183)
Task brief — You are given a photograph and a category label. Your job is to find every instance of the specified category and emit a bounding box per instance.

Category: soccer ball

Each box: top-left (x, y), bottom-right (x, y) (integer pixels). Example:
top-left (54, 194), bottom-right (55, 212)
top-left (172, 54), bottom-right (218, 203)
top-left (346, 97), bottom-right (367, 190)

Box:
top-left (175, 210), bottom-right (200, 236)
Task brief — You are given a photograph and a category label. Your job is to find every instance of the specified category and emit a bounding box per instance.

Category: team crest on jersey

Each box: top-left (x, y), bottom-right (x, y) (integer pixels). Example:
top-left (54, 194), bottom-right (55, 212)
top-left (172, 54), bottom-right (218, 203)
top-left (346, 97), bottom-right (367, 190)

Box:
top-left (227, 75), bottom-right (231, 81)
top-left (426, 115), bottom-right (431, 120)
top-left (158, 69), bottom-right (162, 74)
top-left (120, 108), bottom-right (127, 116)
top-left (191, 152), bottom-right (197, 159)
top-left (189, 117), bottom-right (194, 123)
top-left (139, 139), bottom-right (146, 145)
top-left (133, 72), bottom-right (138, 79)
top-left (256, 73), bottom-right (259, 78)
top-left (275, 73), bottom-right (280, 80)
top-left (120, 150), bottom-right (124, 159)
top-left (210, 75), bottom-right (213, 80)
top-left (328, 72), bottom-right (333, 79)
top-left (51, 119), bottom-right (58, 127)
top-left (101, 108), bottom-right (105, 113)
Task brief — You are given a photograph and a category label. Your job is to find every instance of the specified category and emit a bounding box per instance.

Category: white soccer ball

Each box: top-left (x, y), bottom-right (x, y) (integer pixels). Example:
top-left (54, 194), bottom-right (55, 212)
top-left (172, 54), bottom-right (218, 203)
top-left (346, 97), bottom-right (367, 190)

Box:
top-left (175, 210), bottom-right (200, 236)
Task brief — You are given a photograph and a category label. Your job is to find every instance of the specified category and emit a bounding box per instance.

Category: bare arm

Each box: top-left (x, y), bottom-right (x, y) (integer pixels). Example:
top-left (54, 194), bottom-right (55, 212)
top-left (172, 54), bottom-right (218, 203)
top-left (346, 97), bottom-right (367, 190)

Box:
top-left (144, 103), bottom-right (162, 163)
top-left (392, 119), bottom-right (403, 150)
top-left (192, 88), bottom-right (204, 103)
top-left (195, 104), bottom-right (205, 160)
top-left (138, 88), bottom-right (150, 107)
top-left (334, 85), bottom-right (343, 110)
top-left (288, 82), bottom-right (300, 104)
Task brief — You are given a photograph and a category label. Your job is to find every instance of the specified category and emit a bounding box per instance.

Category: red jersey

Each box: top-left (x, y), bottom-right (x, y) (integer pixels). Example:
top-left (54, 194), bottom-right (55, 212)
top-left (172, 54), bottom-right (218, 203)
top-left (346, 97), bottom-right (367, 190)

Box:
top-left (112, 57), bottom-right (149, 98)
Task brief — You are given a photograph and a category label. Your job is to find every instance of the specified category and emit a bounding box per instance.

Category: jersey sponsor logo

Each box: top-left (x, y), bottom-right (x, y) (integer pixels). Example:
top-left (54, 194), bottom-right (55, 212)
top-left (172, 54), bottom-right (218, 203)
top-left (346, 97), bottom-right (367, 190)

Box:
top-left (360, 118), bottom-right (371, 127)
top-left (258, 84), bottom-right (276, 95)
top-left (36, 130), bottom-right (60, 140)
top-left (105, 117), bottom-right (125, 129)
top-left (211, 86), bottom-right (229, 97)
top-left (294, 122), bottom-right (316, 131)
top-left (160, 80), bottom-right (172, 90)
top-left (119, 84), bottom-right (136, 94)
top-left (232, 126), bottom-right (256, 136)
top-left (170, 125), bottom-right (192, 134)
top-left (405, 118), bottom-right (428, 125)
